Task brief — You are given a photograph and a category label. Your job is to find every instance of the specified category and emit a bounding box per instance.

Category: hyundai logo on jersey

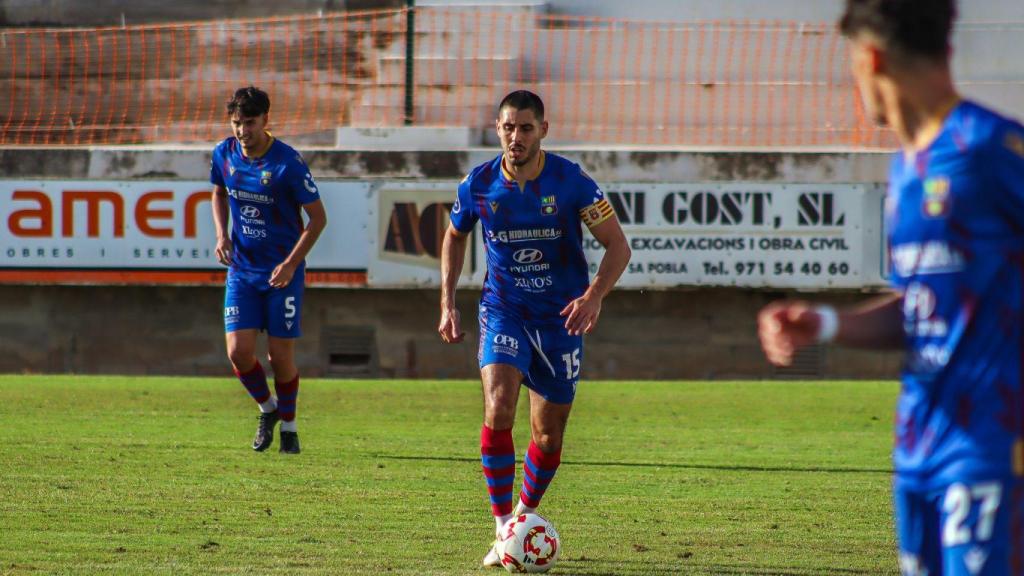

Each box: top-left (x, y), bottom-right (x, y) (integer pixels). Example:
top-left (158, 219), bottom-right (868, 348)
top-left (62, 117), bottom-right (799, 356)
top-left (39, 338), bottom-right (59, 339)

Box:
top-left (241, 205), bottom-right (261, 218)
top-left (513, 248), bottom-right (544, 264)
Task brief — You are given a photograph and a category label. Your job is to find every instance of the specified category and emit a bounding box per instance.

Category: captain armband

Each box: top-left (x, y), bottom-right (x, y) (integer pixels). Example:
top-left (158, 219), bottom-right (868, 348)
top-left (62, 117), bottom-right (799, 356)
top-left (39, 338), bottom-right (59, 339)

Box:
top-left (579, 198), bottom-right (615, 228)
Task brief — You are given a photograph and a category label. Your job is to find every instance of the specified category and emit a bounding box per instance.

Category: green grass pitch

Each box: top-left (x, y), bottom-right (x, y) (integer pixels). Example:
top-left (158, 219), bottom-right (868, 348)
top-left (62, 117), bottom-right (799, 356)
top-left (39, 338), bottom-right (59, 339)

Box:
top-left (0, 376), bottom-right (898, 575)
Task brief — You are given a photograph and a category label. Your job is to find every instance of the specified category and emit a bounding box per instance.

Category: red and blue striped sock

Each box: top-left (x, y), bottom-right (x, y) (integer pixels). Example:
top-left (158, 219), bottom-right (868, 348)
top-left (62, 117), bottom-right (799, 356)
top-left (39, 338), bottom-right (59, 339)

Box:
top-left (519, 440), bottom-right (561, 509)
top-left (274, 375), bottom-right (299, 429)
top-left (481, 425), bottom-right (516, 517)
top-left (235, 362), bottom-right (273, 408)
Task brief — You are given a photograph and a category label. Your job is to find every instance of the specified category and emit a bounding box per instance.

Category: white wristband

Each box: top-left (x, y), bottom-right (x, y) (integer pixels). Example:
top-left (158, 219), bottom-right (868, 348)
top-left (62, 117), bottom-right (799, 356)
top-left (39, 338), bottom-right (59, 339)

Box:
top-left (815, 305), bottom-right (839, 343)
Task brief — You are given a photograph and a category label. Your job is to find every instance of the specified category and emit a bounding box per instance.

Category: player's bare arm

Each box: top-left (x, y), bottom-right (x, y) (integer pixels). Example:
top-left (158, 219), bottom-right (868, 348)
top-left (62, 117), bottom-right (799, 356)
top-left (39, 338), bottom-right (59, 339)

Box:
top-left (211, 184), bottom-right (233, 266)
top-left (560, 215), bottom-right (631, 336)
top-left (439, 223), bottom-right (468, 344)
top-left (269, 199), bottom-right (327, 288)
top-left (758, 292), bottom-right (904, 367)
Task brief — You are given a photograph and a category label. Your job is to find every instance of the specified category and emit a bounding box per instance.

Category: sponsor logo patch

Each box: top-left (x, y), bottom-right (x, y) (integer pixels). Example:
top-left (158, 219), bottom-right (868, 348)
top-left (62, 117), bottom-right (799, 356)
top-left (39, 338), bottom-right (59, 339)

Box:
top-left (513, 248), bottom-right (544, 264)
top-left (890, 241), bottom-right (965, 276)
top-left (492, 333), bottom-right (519, 357)
top-left (487, 228), bottom-right (562, 243)
top-left (228, 188), bottom-right (273, 204)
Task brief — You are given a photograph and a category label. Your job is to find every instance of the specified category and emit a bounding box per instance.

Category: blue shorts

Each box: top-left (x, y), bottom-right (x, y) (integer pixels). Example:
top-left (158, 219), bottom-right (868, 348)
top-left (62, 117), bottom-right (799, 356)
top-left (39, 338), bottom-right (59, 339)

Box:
top-left (223, 267), bottom-right (304, 339)
top-left (477, 304), bottom-right (583, 404)
top-left (894, 477), bottom-right (1024, 576)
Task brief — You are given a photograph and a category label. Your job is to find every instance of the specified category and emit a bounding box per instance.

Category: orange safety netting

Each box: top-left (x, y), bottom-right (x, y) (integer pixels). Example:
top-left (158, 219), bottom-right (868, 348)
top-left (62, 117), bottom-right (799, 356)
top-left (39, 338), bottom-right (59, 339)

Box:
top-left (0, 8), bottom-right (890, 147)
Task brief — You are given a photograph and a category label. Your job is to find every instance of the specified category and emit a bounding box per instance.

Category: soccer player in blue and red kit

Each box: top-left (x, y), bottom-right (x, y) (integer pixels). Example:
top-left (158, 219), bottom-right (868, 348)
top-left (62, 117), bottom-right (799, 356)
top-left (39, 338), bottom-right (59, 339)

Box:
top-left (211, 86), bottom-right (327, 455)
top-left (759, 1), bottom-right (1024, 573)
top-left (438, 90), bottom-right (631, 566)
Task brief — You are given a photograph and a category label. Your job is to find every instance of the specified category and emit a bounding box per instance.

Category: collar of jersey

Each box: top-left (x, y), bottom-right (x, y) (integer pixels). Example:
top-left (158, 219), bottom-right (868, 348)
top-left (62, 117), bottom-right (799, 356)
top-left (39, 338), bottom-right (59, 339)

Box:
top-left (500, 150), bottom-right (546, 188)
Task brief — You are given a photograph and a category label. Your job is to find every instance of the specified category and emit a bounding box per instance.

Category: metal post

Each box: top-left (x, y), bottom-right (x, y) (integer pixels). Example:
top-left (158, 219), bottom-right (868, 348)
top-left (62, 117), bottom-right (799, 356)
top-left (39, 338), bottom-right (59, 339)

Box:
top-left (404, 0), bottom-right (415, 125)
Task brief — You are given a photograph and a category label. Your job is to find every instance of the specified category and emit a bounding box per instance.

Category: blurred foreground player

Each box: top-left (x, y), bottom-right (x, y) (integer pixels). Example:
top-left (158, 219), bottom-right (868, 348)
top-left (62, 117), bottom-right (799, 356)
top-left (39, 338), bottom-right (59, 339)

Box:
top-left (759, 1), bottom-right (1024, 573)
top-left (438, 90), bottom-right (631, 566)
top-left (210, 86), bottom-right (327, 454)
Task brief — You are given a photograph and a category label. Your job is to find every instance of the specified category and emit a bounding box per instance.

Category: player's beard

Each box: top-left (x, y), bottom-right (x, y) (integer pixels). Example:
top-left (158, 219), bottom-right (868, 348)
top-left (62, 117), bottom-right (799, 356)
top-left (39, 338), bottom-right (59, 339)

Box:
top-left (507, 142), bottom-right (539, 167)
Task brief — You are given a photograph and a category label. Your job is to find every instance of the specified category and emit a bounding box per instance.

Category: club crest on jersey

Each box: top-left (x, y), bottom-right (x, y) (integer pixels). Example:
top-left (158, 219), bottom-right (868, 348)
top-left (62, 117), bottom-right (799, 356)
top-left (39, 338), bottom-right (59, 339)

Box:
top-left (540, 195), bottom-right (557, 215)
top-left (229, 164), bottom-right (236, 176)
top-left (260, 170), bottom-right (273, 186)
top-left (922, 176), bottom-right (951, 218)
top-left (489, 201), bottom-right (500, 214)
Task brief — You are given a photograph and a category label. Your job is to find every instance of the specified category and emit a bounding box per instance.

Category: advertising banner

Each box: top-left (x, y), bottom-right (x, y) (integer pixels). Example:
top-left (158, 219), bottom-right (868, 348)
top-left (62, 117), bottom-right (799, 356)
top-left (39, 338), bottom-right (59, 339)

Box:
top-left (368, 181), bottom-right (887, 290)
top-left (2, 180), bottom-right (886, 289)
top-left (367, 182), bottom-right (480, 288)
top-left (591, 183), bottom-right (887, 288)
top-left (0, 181), bottom-right (371, 286)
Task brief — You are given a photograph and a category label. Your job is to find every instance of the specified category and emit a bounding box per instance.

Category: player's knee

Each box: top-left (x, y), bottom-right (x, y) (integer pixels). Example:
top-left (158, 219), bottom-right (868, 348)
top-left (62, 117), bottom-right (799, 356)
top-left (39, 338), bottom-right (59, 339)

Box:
top-left (532, 433), bottom-right (563, 453)
top-left (266, 351), bottom-right (291, 371)
top-left (227, 348), bottom-right (256, 372)
top-left (484, 406), bottom-right (516, 430)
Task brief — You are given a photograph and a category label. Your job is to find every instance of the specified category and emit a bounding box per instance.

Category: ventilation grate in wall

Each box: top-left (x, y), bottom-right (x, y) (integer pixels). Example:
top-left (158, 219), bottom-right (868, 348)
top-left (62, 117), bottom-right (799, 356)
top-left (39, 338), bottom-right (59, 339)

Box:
top-left (323, 325), bottom-right (377, 377)
top-left (771, 344), bottom-right (824, 379)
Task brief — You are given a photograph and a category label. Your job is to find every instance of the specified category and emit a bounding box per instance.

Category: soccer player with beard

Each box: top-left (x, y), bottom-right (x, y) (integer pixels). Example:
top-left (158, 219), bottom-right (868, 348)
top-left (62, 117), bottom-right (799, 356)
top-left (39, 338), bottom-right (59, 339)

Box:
top-left (759, 1), bottom-right (1024, 573)
top-left (438, 90), bottom-right (631, 567)
top-left (211, 86), bottom-right (327, 455)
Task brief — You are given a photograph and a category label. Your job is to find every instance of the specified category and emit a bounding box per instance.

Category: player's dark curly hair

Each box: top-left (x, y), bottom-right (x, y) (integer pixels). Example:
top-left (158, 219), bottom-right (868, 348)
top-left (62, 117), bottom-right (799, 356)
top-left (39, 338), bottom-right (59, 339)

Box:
top-left (839, 0), bottom-right (956, 61)
top-left (226, 86), bottom-right (270, 117)
top-left (499, 90), bottom-right (545, 121)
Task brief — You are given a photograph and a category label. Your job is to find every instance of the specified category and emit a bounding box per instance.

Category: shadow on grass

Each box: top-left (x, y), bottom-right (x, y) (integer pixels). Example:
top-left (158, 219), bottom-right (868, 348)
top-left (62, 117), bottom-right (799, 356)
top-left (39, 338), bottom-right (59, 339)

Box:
top-left (371, 454), bottom-right (891, 475)
top-left (556, 557), bottom-right (881, 575)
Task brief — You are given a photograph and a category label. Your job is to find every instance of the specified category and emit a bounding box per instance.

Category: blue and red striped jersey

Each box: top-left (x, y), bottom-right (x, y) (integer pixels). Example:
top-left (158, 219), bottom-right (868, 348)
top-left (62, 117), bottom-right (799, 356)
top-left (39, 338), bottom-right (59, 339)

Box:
top-left (210, 136), bottom-right (320, 274)
top-left (887, 100), bottom-right (1024, 489)
top-left (450, 152), bottom-right (613, 325)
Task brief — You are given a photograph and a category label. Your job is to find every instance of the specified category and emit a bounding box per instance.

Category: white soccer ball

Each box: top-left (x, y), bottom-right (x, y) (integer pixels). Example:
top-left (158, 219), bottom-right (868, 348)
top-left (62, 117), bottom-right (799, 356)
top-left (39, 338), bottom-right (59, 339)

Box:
top-left (498, 513), bottom-right (561, 573)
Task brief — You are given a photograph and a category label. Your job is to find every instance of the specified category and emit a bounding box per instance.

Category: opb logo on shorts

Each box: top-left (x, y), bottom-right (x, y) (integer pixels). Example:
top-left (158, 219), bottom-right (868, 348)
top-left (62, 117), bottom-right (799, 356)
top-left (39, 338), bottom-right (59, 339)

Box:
top-left (493, 334), bottom-right (519, 350)
top-left (241, 205), bottom-right (261, 218)
top-left (513, 248), bottom-right (543, 264)
top-left (224, 306), bottom-right (240, 321)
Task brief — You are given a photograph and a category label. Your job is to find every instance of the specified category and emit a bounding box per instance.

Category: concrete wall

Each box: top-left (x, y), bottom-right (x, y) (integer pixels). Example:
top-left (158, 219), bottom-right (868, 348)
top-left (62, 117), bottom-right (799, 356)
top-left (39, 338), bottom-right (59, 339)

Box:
top-left (0, 285), bottom-right (901, 380)
top-left (0, 147), bottom-right (904, 380)
top-left (0, 147), bottom-right (892, 182)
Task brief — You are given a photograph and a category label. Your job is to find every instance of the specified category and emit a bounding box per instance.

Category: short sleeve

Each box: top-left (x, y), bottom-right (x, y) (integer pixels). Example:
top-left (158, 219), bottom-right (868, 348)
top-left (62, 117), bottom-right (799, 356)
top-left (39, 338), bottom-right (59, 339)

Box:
top-left (449, 175), bottom-right (478, 233)
top-left (210, 146), bottom-right (225, 187)
top-left (574, 165), bottom-right (615, 228)
top-left (991, 123), bottom-right (1024, 222)
top-left (285, 153), bottom-right (321, 205)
